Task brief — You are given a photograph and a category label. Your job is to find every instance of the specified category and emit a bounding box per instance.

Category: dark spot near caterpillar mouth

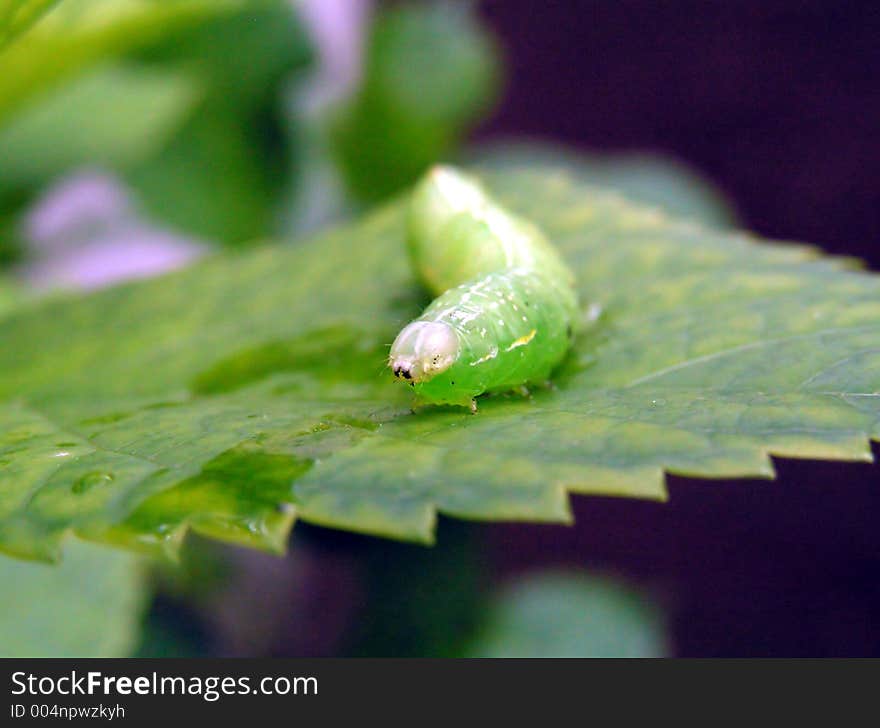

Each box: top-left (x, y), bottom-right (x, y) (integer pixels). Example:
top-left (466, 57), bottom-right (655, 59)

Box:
top-left (393, 363), bottom-right (412, 380)
top-left (566, 324), bottom-right (573, 338)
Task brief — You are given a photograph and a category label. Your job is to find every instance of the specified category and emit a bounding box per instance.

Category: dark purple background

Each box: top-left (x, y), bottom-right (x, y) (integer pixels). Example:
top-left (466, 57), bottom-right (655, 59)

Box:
top-left (476, 0), bottom-right (880, 656)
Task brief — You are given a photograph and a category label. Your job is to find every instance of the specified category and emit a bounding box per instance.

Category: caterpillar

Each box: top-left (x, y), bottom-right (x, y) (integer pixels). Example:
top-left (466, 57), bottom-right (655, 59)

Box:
top-left (389, 165), bottom-right (579, 412)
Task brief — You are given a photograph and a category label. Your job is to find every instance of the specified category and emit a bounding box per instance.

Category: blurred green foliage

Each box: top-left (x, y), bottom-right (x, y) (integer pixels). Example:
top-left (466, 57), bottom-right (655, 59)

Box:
top-left (0, 0), bottom-right (245, 123)
top-left (331, 1), bottom-right (500, 202)
top-left (0, 274), bottom-right (19, 312)
top-left (343, 522), bottom-right (486, 657)
top-left (0, 539), bottom-right (147, 656)
top-left (465, 571), bottom-right (667, 658)
top-left (0, 0), bottom-right (499, 262)
top-left (317, 523), bottom-right (668, 658)
top-left (127, 2), bottom-right (311, 242)
top-left (0, 0), bottom-right (61, 51)
top-left (0, 0), bottom-right (310, 255)
top-left (0, 63), bottom-right (200, 185)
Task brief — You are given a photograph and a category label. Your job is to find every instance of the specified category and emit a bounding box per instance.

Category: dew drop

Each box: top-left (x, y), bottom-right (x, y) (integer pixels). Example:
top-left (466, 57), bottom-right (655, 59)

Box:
top-left (72, 471), bottom-right (115, 494)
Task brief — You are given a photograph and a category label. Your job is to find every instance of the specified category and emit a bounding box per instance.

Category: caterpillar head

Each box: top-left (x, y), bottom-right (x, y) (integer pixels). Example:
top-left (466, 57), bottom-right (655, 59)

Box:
top-left (389, 321), bottom-right (459, 383)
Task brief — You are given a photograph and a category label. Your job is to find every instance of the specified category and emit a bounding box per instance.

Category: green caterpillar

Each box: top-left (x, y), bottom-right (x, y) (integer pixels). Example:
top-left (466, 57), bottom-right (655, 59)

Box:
top-left (389, 166), bottom-right (579, 412)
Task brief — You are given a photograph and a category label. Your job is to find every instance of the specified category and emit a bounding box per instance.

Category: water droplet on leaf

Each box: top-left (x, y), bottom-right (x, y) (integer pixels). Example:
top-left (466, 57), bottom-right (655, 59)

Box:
top-left (72, 471), bottom-right (114, 494)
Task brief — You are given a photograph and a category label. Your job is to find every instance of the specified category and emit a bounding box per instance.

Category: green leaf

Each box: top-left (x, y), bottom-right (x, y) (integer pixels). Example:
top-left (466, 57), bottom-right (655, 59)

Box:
top-left (463, 570), bottom-right (667, 658)
top-left (343, 523), bottom-right (486, 657)
top-left (0, 166), bottom-right (878, 560)
top-left (470, 140), bottom-right (736, 228)
top-left (136, 0), bottom-right (311, 113)
top-left (0, 0), bottom-right (62, 52)
top-left (125, 0), bottom-right (311, 243)
top-left (331, 1), bottom-right (500, 202)
top-left (0, 62), bottom-right (200, 187)
top-left (0, 0), bottom-right (245, 125)
top-left (0, 539), bottom-right (148, 656)
top-left (0, 1), bottom-right (307, 245)
top-left (0, 277), bottom-right (19, 315)
top-left (125, 110), bottom-right (276, 244)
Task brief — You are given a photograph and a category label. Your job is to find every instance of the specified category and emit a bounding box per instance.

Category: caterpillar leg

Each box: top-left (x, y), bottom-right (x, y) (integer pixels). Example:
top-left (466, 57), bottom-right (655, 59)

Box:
top-left (516, 385), bottom-right (531, 398)
top-left (469, 399), bottom-right (478, 414)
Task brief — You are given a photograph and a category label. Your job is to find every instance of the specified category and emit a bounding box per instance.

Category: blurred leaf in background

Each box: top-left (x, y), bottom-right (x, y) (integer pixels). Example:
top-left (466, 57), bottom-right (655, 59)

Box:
top-left (0, 0), bottom-right (312, 262)
top-left (0, 0), bottom-right (62, 52)
top-left (0, 0), bottom-right (245, 124)
top-left (1, 0), bottom-right (503, 264)
top-left (343, 522), bottom-right (486, 657)
top-left (283, 0), bottom-right (372, 235)
top-left (0, 0), bottom-right (242, 263)
top-left (0, 63), bottom-right (201, 186)
top-left (0, 276), bottom-right (19, 315)
top-left (464, 570), bottom-right (668, 658)
top-left (0, 59), bottom-right (202, 266)
top-left (329, 0), bottom-right (500, 203)
top-left (128, 0), bottom-right (312, 243)
top-left (134, 536), bottom-right (232, 657)
top-left (0, 539), bottom-right (148, 656)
